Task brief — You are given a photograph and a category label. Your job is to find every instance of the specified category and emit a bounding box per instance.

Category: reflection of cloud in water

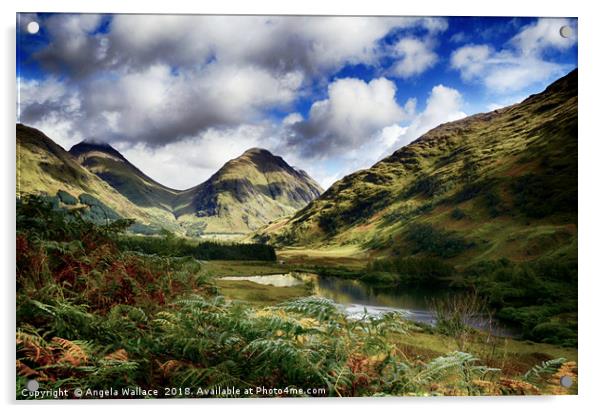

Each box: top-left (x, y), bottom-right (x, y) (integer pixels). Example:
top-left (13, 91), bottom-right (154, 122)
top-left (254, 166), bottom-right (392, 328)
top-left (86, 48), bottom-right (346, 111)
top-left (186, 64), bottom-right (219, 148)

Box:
top-left (220, 274), bottom-right (304, 287)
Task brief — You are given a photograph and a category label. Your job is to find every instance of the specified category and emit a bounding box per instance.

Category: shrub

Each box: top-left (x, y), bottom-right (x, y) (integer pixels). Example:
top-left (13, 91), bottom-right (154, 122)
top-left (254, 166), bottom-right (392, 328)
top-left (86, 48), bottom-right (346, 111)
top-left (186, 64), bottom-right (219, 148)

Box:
top-left (450, 208), bottom-right (466, 220)
top-left (406, 223), bottom-right (474, 258)
top-left (57, 190), bottom-right (78, 205)
top-left (118, 233), bottom-right (277, 261)
top-left (366, 256), bottom-right (453, 287)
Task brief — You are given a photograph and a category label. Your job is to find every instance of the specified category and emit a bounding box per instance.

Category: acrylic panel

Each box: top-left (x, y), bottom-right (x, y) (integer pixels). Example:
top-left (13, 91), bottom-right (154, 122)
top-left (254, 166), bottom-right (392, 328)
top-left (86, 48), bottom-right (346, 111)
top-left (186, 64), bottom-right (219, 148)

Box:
top-left (16, 13), bottom-right (578, 399)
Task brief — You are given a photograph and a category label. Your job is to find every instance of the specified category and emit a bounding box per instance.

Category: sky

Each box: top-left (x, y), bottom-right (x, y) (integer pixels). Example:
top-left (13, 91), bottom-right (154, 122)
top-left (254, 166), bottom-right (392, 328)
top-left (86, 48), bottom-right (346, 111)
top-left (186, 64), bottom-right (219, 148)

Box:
top-left (17, 14), bottom-right (578, 190)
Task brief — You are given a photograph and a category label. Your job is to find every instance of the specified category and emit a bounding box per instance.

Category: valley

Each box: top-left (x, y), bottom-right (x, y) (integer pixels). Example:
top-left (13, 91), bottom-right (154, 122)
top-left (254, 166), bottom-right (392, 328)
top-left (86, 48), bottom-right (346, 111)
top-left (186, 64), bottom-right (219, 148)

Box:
top-left (16, 70), bottom-right (578, 397)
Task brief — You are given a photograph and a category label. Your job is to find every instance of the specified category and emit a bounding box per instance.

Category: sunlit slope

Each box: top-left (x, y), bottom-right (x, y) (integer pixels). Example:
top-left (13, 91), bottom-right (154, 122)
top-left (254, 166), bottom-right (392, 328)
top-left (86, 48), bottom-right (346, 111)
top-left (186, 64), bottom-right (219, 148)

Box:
top-left (18, 124), bottom-right (323, 236)
top-left (257, 69), bottom-right (577, 266)
top-left (175, 148), bottom-right (323, 235)
top-left (16, 124), bottom-right (177, 230)
top-left (69, 141), bottom-right (180, 212)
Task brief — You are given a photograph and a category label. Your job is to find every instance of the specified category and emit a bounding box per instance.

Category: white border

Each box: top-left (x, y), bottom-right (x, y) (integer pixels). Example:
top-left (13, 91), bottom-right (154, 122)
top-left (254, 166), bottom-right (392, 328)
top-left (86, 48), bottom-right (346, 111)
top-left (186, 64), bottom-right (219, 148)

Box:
top-left (2, 1), bottom-right (601, 412)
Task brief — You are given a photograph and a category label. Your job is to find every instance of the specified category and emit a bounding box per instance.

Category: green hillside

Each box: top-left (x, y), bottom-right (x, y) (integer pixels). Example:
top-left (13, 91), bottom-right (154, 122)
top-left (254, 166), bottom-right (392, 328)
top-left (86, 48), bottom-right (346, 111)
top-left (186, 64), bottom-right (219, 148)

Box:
top-left (257, 69), bottom-right (577, 267)
top-left (69, 141), bottom-right (180, 212)
top-left (175, 148), bottom-right (323, 235)
top-left (16, 124), bottom-right (178, 231)
top-left (254, 70), bottom-right (577, 345)
top-left (18, 125), bottom-right (323, 237)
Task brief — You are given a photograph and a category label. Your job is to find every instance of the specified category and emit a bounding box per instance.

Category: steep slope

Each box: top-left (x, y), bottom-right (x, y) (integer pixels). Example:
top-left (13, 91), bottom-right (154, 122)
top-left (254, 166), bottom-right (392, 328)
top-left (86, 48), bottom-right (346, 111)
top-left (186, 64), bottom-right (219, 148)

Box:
top-left (257, 69), bottom-right (578, 267)
top-left (18, 125), bottom-right (323, 236)
top-left (16, 124), bottom-right (176, 230)
top-left (69, 141), bottom-right (180, 212)
top-left (176, 148), bottom-right (323, 235)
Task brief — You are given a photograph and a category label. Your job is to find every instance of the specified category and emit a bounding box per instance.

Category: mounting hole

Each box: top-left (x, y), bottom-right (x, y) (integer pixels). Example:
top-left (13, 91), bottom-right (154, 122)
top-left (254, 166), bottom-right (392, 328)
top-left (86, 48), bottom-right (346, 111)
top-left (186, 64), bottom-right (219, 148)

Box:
top-left (560, 375), bottom-right (573, 387)
top-left (26, 21), bottom-right (40, 34)
top-left (26, 379), bottom-right (40, 391)
top-left (560, 25), bottom-right (572, 38)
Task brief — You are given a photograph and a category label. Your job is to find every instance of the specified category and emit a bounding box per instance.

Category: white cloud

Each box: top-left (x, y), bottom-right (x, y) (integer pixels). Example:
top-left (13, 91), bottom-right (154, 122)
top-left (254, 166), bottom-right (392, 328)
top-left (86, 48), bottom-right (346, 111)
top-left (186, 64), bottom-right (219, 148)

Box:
top-left (119, 124), bottom-right (268, 189)
top-left (282, 113), bottom-right (303, 126)
top-left (27, 63), bottom-right (303, 147)
top-left (19, 14), bottom-right (460, 190)
top-left (18, 77), bottom-right (83, 148)
top-left (35, 14), bottom-right (106, 77)
top-left (105, 15), bottom-right (447, 77)
top-left (24, 14), bottom-right (450, 149)
top-left (511, 18), bottom-right (577, 56)
top-left (283, 84), bottom-right (465, 189)
top-left (450, 32), bottom-right (468, 44)
top-left (450, 18), bottom-right (576, 93)
top-left (486, 95), bottom-right (526, 112)
top-left (288, 77), bottom-right (411, 157)
top-left (390, 38), bottom-right (438, 78)
top-left (487, 103), bottom-right (504, 111)
top-left (393, 84), bottom-right (466, 148)
top-left (450, 44), bottom-right (493, 81)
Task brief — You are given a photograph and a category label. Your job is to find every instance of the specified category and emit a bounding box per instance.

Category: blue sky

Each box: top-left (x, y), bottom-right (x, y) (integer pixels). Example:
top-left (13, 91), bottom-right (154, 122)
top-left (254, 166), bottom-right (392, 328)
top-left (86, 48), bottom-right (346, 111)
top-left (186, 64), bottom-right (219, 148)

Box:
top-left (17, 14), bottom-right (577, 189)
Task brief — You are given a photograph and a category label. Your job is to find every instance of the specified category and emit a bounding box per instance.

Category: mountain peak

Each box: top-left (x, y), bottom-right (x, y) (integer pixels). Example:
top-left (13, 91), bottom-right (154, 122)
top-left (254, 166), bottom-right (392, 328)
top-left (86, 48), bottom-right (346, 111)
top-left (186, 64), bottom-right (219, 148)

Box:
top-left (243, 147), bottom-right (272, 155)
top-left (69, 140), bottom-right (126, 162)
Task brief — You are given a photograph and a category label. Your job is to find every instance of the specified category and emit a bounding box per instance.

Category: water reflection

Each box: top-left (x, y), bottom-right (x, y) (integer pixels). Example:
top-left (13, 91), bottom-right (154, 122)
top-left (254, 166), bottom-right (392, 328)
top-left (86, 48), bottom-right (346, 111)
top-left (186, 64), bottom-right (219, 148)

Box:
top-left (221, 273), bottom-right (304, 287)
top-left (219, 272), bottom-right (515, 336)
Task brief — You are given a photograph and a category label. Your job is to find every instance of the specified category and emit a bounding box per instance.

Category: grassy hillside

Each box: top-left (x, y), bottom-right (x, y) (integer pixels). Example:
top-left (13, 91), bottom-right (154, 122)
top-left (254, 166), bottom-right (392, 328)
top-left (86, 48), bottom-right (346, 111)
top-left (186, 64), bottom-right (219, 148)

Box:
top-left (70, 141), bottom-right (180, 212)
top-left (68, 143), bottom-right (323, 236)
top-left (256, 70), bottom-right (577, 266)
top-left (16, 124), bottom-right (178, 232)
top-left (255, 70), bottom-right (578, 345)
top-left (175, 148), bottom-right (323, 234)
top-left (18, 126), bottom-right (323, 236)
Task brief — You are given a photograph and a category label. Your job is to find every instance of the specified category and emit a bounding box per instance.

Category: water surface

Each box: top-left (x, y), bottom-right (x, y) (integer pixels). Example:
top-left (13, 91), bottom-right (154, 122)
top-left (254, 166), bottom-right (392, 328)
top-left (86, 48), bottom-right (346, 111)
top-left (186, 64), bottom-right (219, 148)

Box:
top-left (220, 272), bottom-right (515, 336)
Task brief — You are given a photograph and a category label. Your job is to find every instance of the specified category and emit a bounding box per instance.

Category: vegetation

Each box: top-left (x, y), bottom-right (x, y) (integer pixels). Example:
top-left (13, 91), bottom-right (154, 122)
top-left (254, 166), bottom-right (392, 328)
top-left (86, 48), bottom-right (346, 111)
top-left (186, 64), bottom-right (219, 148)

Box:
top-left (117, 231), bottom-right (276, 261)
top-left (69, 141), bottom-right (323, 234)
top-left (57, 189), bottom-right (78, 205)
top-left (429, 292), bottom-right (492, 352)
top-left (17, 123), bottom-right (323, 237)
top-left (255, 71), bottom-right (578, 277)
top-left (365, 257), bottom-right (453, 287)
top-left (253, 71), bottom-right (578, 349)
top-left (463, 258), bottom-right (577, 347)
top-left (15, 72), bottom-right (578, 398)
top-left (405, 224), bottom-right (475, 258)
top-left (16, 196), bottom-right (576, 398)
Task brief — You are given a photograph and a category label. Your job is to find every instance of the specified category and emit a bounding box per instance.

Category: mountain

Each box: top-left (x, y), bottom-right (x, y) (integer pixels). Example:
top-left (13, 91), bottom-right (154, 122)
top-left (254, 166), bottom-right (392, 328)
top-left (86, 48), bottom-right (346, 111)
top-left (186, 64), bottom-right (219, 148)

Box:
top-left (17, 125), bottom-right (323, 236)
top-left (16, 124), bottom-right (176, 230)
top-left (256, 69), bottom-right (577, 267)
top-left (174, 148), bottom-right (323, 235)
top-left (69, 141), bottom-right (180, 212)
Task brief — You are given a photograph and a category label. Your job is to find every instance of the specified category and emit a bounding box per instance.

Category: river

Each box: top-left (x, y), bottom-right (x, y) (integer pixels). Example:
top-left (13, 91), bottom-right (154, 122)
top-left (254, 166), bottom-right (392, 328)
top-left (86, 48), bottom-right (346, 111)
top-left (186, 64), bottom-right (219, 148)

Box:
top-left (220, 272), bottom-right (516, 336)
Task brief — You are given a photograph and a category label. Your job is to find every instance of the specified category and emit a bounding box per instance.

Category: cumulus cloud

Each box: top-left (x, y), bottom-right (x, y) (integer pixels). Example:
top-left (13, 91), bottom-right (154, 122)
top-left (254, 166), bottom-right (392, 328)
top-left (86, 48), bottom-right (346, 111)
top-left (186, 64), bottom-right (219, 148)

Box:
top-left (511, 18), bottom-right (577, 56)
top-left (281, 84), bottom-right (465, 189)
top-left (394, 84), bottom-right (466, 147)
top-left (285, 77), bottom-right (412, 157)
top-left (118, 124), bottom-right (269, 189)
top-left (37, 15), bottom-right (446, 79)
top-left (450, 18), bottom-right (576, 93)
top-left (21, 14), bottom-right (450, 150)
top-left (18, 77), bottom-right (83, 147)
top-left (389, 37), bottom-right (438, 78)
top-left (34, 14), bottom-right (108, 77)
top-left (81, 63), bottom-right (303, 145)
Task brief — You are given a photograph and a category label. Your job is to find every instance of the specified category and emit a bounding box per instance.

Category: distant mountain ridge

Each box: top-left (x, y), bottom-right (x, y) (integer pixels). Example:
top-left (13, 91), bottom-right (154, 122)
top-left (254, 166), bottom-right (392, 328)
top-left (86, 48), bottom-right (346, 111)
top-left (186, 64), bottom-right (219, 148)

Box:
top-left (17, 125), bottom-right (323, 236)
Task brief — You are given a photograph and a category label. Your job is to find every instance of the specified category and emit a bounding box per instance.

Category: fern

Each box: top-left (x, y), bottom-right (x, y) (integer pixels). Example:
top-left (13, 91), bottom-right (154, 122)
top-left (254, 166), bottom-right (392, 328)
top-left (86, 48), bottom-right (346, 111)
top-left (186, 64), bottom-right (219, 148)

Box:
top-left (523, 358), bottom-right (567, 382)
top-left (276, 296), bottom-right (340, 321)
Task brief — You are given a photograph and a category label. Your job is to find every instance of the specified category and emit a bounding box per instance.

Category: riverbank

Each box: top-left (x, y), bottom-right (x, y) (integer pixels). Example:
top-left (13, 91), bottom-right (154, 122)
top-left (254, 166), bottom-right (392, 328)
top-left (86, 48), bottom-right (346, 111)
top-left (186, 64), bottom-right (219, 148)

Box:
top-left (213, 272), bottom-right (577, 385)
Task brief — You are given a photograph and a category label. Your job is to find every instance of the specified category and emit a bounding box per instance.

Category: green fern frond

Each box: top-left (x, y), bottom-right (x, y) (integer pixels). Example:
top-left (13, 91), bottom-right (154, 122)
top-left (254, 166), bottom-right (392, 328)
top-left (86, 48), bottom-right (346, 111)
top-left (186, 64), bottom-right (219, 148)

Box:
top-left (523, 357), bottom-right (567, 382)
